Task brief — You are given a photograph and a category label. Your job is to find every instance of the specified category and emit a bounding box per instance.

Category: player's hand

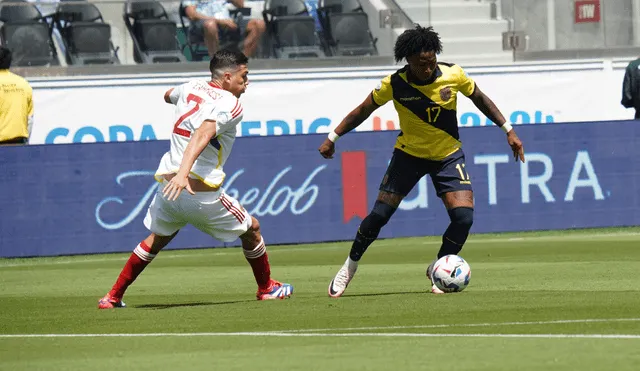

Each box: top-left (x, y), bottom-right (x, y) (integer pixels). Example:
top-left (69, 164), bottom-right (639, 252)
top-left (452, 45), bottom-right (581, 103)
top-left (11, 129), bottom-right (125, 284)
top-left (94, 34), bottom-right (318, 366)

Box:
top-left (507, 131), bottom-right (525, 163)
top-left (162, 175), bottom-right (195, 201)
top-left (318, 138), bottom-right (335, 159)
top-left (216, 19), bottom-right (238, 30)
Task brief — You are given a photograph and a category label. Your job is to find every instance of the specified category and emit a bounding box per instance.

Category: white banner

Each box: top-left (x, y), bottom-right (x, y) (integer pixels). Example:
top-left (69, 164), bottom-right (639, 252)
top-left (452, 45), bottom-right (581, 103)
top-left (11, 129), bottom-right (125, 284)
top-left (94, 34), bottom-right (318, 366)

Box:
top-left (30, 67), bottom-right (632, 144)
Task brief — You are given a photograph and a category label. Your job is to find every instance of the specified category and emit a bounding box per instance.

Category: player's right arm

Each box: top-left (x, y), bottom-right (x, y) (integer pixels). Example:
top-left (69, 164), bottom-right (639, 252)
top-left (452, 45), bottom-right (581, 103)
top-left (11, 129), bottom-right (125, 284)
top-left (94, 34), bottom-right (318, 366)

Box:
top-left (318, 76), bottom-right (391, 159)
top-left (162, 119), bottom-right (217, 201)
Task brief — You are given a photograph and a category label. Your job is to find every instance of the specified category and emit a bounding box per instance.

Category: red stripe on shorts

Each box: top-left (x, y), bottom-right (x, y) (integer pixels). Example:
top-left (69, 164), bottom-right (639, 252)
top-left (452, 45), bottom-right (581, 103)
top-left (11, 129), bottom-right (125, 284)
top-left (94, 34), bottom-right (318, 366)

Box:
top-left (220, 195), bottom-right (244, 223)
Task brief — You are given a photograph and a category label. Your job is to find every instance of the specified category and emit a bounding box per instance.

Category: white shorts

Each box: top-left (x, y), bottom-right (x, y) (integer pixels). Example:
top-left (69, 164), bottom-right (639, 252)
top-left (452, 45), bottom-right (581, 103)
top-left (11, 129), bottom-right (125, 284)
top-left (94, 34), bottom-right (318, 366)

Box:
top-left (143, 185), bottom-right (252, 242)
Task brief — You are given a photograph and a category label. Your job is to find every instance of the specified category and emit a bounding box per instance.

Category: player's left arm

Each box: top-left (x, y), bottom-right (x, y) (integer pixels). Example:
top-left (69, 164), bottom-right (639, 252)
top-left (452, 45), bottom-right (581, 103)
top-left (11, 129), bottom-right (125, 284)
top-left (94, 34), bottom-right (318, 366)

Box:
top-left (163, 119), bottom-right (217, 201)
top-left (468, 84), bottom-right (525, 163)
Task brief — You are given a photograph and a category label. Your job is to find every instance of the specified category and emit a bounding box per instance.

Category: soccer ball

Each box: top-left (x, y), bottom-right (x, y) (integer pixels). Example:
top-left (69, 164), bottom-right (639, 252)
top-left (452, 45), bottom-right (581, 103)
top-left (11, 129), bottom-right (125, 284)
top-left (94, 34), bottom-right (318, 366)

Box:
top-left (430, 255), bottom-right (471, 293)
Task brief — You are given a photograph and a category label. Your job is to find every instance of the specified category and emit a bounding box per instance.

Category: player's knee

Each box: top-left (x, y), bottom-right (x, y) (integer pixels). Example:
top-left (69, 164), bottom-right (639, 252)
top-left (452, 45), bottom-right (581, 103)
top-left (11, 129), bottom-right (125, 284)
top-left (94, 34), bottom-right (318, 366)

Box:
top-left (448, 207), bottom-right (474, 230)
top-left (240, 216), bottom-right (261, 242)
top-left (248, 216), bottom-right (260, 234)
top-left (360, 201), bottom-right (397, 235)
top-left (144, 232), bottom-right (178, 254)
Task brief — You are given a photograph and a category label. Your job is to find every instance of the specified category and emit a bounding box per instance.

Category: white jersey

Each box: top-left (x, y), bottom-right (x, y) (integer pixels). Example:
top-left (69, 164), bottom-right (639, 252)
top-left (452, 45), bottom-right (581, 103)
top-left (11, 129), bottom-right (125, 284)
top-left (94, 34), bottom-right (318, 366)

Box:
top-left (154, 80), bottom-right (243, 188)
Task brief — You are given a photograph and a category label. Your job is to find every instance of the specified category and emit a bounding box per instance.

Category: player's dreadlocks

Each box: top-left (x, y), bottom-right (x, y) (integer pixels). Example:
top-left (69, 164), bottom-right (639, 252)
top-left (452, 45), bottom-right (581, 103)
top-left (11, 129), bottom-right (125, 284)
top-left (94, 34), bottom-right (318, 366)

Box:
top-left (393, 25), bottom-right (442, 63)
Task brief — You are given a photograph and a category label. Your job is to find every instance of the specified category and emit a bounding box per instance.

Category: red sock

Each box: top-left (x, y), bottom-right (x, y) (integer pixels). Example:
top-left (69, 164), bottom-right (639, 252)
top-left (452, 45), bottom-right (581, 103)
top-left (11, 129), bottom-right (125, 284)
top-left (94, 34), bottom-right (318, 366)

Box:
top-left (108, 241), bottom-right (156, 299)
top-left (243, 237), bottom-right (271, 291)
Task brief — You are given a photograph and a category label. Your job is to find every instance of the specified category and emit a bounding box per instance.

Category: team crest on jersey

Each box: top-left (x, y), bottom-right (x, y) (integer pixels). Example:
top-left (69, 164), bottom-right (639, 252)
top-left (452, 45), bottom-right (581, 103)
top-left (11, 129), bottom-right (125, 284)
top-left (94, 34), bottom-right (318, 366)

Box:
top-left (440, 87), bottom-right (452, 101)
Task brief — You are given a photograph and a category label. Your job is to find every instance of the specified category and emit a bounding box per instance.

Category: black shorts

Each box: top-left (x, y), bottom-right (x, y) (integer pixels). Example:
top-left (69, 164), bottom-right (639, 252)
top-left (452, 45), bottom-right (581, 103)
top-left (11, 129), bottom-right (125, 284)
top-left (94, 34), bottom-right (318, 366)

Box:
top-left (379, 148), bottom-right (473, 197)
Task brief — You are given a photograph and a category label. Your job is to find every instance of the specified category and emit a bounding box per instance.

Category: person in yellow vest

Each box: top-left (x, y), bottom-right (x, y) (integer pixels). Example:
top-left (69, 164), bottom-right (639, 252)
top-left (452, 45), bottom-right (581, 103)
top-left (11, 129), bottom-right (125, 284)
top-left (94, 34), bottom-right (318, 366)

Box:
top-left (0, 47), bottom-right (33, 145)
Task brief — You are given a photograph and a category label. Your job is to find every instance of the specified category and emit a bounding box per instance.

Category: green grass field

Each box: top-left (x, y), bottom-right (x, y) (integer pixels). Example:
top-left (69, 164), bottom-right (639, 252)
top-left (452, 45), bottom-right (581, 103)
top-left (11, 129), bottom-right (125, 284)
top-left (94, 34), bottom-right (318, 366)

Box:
top-left (2, 228), bottom-right (640, 370)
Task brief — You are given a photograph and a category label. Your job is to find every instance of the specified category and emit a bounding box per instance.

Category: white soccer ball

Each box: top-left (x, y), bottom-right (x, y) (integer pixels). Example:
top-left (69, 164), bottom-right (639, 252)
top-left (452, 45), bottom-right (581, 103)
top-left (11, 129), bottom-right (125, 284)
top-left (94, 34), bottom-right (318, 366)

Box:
top-left (431, 254), bottom-right (471, 293)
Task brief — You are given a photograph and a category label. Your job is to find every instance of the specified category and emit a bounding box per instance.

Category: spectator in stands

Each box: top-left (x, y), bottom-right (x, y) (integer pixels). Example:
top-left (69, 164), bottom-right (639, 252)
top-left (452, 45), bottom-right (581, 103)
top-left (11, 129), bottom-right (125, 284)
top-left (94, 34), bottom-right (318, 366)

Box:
top-left (621, 57), bottom-right (640, 119)
top-left (0, 47), bottom-right (33, 146)
top-left (183, 0), bottom-right (266, 58)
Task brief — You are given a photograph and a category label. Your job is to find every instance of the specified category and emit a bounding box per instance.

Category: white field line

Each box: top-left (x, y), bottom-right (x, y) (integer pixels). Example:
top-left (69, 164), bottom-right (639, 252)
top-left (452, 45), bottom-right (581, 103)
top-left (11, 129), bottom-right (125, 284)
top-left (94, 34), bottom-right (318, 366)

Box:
top-left (2, 318), bottom-right (640, 339)
top-left (275, 318), bottom-right (640, 333)
top-left (1, 231), bottom-right (639, 268)
top-left (1, 332), bottom-right (639, 339)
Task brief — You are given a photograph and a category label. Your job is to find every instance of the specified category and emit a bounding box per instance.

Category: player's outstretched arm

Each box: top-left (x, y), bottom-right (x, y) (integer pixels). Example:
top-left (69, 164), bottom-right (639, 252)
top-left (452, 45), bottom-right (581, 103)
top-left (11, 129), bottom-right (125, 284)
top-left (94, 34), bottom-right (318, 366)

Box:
top-left (469, 84), bottom-right (525, 163)
top-left (163, 120), bottom-right (217, 201)
top-left (318, 94), bottom-right (379, 159)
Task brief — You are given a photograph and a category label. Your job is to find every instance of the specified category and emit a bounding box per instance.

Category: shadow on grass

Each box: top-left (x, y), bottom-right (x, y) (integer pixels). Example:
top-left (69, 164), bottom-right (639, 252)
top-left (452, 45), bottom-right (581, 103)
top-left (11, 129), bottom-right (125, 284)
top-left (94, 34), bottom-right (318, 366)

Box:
top-left (342, 290), bottom-right (428, 298)
top-left (134, 300), bottom-right (254, 309)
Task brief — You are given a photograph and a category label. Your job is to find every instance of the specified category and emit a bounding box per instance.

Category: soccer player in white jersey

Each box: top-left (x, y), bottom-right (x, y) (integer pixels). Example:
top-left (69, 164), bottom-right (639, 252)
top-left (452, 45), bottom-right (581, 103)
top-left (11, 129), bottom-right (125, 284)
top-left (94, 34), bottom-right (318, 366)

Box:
top-left (98, 50), bottom-right (293, 309)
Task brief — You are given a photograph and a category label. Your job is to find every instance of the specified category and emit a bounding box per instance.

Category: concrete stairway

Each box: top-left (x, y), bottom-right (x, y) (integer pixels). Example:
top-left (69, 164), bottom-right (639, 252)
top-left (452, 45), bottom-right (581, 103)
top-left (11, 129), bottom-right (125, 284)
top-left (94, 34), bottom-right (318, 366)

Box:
top-left (393, 0), bottom-right (513, 64)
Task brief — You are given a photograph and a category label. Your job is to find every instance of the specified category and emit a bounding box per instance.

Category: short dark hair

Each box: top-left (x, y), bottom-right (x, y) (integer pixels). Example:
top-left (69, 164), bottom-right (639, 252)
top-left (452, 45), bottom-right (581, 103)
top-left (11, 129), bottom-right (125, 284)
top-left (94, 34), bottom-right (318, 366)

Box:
top-left (0, 47), bottom-right (12, 69)
top-left (209, 49), bottom-right (248, 76)
top-left (393, 25), bottom-right (442, 63)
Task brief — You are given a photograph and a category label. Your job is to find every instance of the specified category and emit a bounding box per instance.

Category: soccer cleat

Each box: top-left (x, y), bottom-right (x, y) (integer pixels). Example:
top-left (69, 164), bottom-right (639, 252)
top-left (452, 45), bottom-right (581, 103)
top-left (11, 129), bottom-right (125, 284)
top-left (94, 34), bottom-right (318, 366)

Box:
top-left (257, 280), bottom-right (293, 300)
top-left (430, 283), bottom-right (445, 294)
top-left (426, 259), bottom-right (445, 294)
top-left (426, 258), bottom-right (438, 282)
top-left (328, 257), bottom-right (358, 298)
top-left (98, 294), bottom-right (126, 309)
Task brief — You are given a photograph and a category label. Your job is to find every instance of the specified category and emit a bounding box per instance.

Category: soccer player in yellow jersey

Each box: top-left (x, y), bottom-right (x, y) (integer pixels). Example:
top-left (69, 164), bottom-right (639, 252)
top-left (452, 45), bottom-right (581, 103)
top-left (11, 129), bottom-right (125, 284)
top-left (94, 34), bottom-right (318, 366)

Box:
top-left (319, 25), bottom-right (525, 297)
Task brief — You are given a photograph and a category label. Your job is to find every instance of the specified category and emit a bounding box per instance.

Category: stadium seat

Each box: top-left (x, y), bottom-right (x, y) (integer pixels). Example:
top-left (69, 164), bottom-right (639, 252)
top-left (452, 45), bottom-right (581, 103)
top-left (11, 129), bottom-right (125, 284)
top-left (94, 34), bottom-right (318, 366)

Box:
top-left (316, 0), bottom-right (377, 57)
top-left (317, 0), bottom-right (363, 14)
top-left (123, 0), bottom-right (186, 64)
top-left (178, 2), bottom-right (250, 62)
top-left (0, 0), bottom-right (59, 66)
top-left (323, 12), bottom-right (377, 56)
top-left (53, 1), bottom-right (120, 65)
top-left (262, 0), bottom-right (325, 58)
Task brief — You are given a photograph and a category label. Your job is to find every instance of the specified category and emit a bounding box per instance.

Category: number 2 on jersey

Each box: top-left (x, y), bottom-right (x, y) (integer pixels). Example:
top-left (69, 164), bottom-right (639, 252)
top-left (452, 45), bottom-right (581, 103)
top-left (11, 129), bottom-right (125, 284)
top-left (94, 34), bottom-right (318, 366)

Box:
top-left (173, 93), bottom-right (204, 138)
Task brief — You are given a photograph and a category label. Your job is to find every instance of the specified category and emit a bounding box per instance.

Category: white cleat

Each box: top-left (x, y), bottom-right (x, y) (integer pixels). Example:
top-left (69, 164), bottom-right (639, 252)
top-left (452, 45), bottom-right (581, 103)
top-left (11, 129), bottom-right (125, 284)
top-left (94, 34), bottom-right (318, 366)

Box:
top-left (328, 257), bottom-right (358, 298)
top-left (426, 258), bottom-right (445, 294)
top-left (430, 283), bottom-right (445, 294)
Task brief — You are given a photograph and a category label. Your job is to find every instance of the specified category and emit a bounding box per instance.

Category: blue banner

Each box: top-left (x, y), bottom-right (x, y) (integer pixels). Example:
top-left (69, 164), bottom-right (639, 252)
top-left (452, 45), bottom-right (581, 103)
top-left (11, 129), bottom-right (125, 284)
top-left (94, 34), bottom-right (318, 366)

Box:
top-left (1, 121), bottom-right (637, 258)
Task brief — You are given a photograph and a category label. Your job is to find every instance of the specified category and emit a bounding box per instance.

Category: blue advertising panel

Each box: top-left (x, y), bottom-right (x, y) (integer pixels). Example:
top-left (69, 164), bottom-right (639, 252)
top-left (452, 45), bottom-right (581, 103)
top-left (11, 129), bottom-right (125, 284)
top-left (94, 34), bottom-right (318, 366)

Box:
top-left (1, 121), bottom-right (637, 258)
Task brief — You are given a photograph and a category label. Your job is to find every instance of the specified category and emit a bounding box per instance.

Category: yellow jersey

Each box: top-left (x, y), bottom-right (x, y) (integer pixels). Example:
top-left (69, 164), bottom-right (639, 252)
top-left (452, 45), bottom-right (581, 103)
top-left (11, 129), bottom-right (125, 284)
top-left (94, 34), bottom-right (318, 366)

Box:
top-left (0, 70), bottom-right (33, 142)
top-left (371, 63), bottom-right (475, 160)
